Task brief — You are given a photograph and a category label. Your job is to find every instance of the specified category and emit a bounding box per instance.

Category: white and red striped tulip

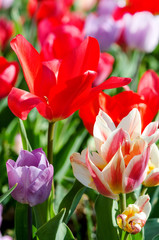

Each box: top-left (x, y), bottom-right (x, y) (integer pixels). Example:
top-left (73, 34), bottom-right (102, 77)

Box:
top-left (70, 109), bottom-right (159, 198)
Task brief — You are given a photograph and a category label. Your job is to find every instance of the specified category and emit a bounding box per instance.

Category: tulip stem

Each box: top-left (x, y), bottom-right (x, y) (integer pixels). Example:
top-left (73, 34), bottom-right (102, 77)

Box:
top-left (119, 193), bottom-right (126, 212)
top-left (47, 121), bottom-right (55, 219)
top-left (140, 185), bottom-right (148, 196)
top-left (124, 232), bottom-right (129, 240)
top-left (47, 121), bottom-right (55, 165)
top-left (28, 206), bottom-right (32, 240)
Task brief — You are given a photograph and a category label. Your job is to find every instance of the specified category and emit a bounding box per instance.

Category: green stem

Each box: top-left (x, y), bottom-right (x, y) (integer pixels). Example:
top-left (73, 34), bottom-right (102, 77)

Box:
top-left (47, 121), bottom-right (56, 219)
top-left (119, 193), bottom-right (126, 213)
top-left (140, 185), bottom-right (148, 196)
top-left (47, 121), bottom-right (55, 165)
top-left (124, 232), bottom-right (129, 240)
top-left (28, 206), bottom-right (32, 240)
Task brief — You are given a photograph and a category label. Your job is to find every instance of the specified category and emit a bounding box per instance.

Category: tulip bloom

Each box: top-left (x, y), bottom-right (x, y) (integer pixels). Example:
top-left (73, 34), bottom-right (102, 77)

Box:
top-left (117, 195), bottom-right (151, 234)
top-left (0, 57), bottom-right (19, 99)
top-left (79, 70), bottom-right (159, 135)
top-left (121, 12), bottom-right (159, 52)
top-left (6, 148), bottom-right (53, 206)
top-left (142, 144), bottom-right (159, 187)
top-left (84, 14), bottom-right (121, 51)
top-left (0, 18), bottom-right (14, 50)
top-left (8, 34), bottom-right (130, 121)
top-left (71, 109), bottom-right (159, 199)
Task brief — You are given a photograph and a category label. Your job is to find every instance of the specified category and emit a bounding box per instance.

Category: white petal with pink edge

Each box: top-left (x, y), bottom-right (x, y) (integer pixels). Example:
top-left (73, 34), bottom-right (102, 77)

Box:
top-left (87, 151), bottom-right (117, 199)
top-left (134, 195), bottom-right (151, 218)
top-left (93, 109), bottom-right (115, 143)
top-left (70, 150), bottom-right (96, 189)
top-left (102, 147), bottom-right (125, 194)
top-left (101, 128), bottom-right (129, 164)
top-left (123, 147), bottom-right (150, 193)
top-left (117, 108), bottom-right (141, 139)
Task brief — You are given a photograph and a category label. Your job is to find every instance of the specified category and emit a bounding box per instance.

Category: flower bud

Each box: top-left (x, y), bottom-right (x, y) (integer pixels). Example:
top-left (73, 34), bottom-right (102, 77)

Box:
top-left (117, 195), bottom-right (151, 234)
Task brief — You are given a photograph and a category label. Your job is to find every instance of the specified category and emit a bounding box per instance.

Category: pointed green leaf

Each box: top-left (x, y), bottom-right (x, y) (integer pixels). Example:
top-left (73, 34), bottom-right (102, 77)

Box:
top-left (0, 184), bottom-right (17, 203)
top-left (95, 195), bottom-right (118, 240)
top-left (19, 119), bottom-right (32, 151)
top-left (145, 219), bottom-right (159, 240)
top-left (58, 180), bottom-right (86, 223)
top-left (15, 203), bottom-right (30, 240)
top-left (36, 209), bottom-right (74, 240)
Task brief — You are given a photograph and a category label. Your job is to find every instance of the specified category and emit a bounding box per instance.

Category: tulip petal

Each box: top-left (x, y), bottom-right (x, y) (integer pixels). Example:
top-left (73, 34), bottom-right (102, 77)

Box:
top-left (118, 108), bottom-right (141, 139)
top-left (123, 147), bottom-right (150, 193)
top-left (58, 36), bottom-right (100, 83)
top-left (141, 122), bottom-right (159, 145)
top-left (8, 87), bottom-right (53, 120)
top-left (27, 165), bottom-right (53, 206)
top-left (70, 150), bottom-right (96, 190)
top-left (93, 109), bottom-right (116, 152)
top-left (10, 34), bottom-right (41, 93)
top-left (143, 168), bottom-right (159, 187)
top-left (149, 144), bottom-right (159, 167)
top-left (86, 151), bottom-right (117, 199)
top-left (134, 195), bottom-right (151, 218)
top-left (101, 128), bottom-right (130, 164)
top-left (49, 71), bottom-right (96, 121)
top-left (91, 76), bottom-right (132, 92)
top-left (102, 147), bottom-right (125, 194)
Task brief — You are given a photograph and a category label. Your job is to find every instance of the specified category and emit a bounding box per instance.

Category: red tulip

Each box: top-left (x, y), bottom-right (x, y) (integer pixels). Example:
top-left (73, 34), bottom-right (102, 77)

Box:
top-left (8, 34), bottom-right (131, 122)
top-left (114, 0), bottom-right (159, 19)
top-left (0, 57), bottom-right (19, 99)
top-left (0, 17), bottom-right (14, 50)
top-left (79, 70), bottom-right (159, 135)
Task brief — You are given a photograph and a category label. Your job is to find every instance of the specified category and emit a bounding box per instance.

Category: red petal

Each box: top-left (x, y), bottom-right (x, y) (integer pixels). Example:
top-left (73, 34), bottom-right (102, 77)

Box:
top-left (57, 36), bottom-right (100, 83)
top-left (8, 87), bottom-right (53, 120)
top-left (10, 34), bottom-right (41, 94)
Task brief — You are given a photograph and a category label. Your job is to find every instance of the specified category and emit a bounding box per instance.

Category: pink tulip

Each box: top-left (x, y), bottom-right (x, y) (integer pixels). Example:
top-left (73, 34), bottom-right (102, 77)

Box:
top-left (117, 195), bottom-right (151, 234)
top-left (70, 109), bottom-right (159, 199)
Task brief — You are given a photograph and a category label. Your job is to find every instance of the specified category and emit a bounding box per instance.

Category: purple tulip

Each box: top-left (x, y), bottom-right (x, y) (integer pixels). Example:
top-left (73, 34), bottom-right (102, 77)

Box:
top-left (6, 148), bottom-right (53, 207)
top-left (97, 0), bottom-right (117, 16)
top-left (122, 11), bottom-right (159, 52)
top-left (84, 14), bottom-right (121, 51)
top-left (0, 0), bottom-right (14, 9)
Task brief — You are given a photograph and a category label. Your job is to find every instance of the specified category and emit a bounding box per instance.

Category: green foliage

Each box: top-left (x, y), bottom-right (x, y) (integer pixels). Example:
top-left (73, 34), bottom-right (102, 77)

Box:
top-left (36, 209), bottom-right (75, 240)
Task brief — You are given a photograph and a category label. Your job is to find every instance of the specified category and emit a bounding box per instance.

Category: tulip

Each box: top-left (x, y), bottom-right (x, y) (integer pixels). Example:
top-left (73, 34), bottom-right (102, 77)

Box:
top-left (8, 34), bottom-right (131, 121)
top-left (84, 14), bottom-right (121, 51)
top-left (6, 148), bottom-right (53, 206)
top-left (122, 12), bottom-right (159, 52)
top-left (71, 109), bottom-right (159, 199)
top-left (117, 195), bottom-right (151, 234)
top-left (142, 144), bottom-right (159, 187)
top-left (79, 70), bottom-right (159, 135)
top-left (0, 57), bottom-right (19, 99)
top-left (0, 0), bottom-right (14, 9)
top-left (0, 18), bottom-right (14, 50)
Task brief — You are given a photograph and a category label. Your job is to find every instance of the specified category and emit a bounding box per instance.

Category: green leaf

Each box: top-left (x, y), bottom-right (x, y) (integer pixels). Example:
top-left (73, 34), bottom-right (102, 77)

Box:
top-left (19, 119), bottom-right (32, 151)
top-left (0, 184), bottom-right (17, 203)
top-left (15, 203), bottom-right (30, 240)
top-left (33, 200), bottom-right (48, 229)
top-left (153, 234), bottom-right (159, 240)
top-left (145, 219), bottom-right (159, 240)
top-left (95, 195), bottom-right (118, 240)
top-left (58, 180), bottom-right (86, 223)
top-left (36, 209), bottom-right (74, 240)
